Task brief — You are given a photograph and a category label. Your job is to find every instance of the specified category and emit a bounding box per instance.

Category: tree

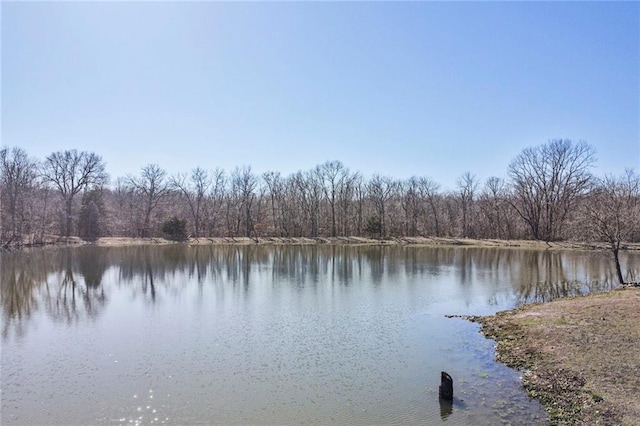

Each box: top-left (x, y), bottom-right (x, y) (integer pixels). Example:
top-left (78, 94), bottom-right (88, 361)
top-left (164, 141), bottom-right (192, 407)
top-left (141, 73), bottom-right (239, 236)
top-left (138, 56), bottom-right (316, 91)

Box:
top-left (338, 171), bottom-right (359, 236)
top-left (77, 189), bottom-right (106, 240)
top-left (0, 147), bottom-right (39, 244)
top-left (508, 139), bottom-right (595, 241)
top-left (171, 167), bottom-right (212, 238)
top-left (368, 175), bottom-right (396, 237)
top-left (583, 169), bottom-right (640, 285)
top-left (363, 215), bottom-right (382, 237)
top-left (478, 177), bottom-right (511, 239)
top-left (417, 177), bottom-right (441, 236)
top-left (231, 166), bottom-right (258, 238)
top-left (320, 160), bottom-right (349, 237)
top-left (400, 177), bottom-right (421, 237)
top-left (262, 171), bottom-right (285, 236)
top-left (111, 177), bottom-right (137, 237)
top-left (162, 216), bottom-right (188, 241)
top-left (41, 150), bottom-right (108, 237)
top-left (205, 168), bottom-right (226, 237)
top-left (456, 172), bottom-right (479, 238)
top-left (127, 164), bottom-right (170, 237)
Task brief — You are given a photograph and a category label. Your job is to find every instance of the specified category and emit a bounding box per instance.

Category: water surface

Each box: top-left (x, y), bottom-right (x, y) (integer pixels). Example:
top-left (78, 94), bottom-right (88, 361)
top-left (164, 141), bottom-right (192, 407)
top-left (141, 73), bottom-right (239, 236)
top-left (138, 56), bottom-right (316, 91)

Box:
top-left (2, 245), bottom-right (635, 425)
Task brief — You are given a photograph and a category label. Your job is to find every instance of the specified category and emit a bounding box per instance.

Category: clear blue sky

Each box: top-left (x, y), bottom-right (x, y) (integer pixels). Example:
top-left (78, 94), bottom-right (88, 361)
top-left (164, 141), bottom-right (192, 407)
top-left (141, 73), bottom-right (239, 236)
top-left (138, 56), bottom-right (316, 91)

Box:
top-left (2, 1), bottom-right (638, 189)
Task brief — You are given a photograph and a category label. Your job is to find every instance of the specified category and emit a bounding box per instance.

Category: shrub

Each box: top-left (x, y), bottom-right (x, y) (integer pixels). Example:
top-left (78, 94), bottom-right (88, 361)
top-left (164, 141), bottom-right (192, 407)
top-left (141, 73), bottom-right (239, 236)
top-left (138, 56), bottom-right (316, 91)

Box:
top-left (161, 217), bottom-right (188, 241)
top-left (363, 215), bottom-right (382, 237)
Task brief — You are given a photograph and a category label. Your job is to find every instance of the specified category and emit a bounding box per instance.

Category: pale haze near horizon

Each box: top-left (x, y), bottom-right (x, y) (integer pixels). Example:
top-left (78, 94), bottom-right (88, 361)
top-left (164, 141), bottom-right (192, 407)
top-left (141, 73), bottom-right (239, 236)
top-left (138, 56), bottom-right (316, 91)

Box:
top-left (2, 1), bottom-right (638, 190)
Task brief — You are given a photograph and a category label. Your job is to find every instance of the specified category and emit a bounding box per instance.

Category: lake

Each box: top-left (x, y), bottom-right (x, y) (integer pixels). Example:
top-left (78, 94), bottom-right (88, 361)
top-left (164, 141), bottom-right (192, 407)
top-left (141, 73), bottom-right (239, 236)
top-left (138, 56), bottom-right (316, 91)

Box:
top-left (2, 244), bottom-right (635, 425)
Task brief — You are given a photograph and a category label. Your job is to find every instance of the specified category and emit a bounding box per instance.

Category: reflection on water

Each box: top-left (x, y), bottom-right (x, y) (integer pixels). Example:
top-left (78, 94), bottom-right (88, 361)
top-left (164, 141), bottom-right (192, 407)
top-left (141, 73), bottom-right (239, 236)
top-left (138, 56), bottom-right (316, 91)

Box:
top-left (2, 245), bottom-right (637, 425)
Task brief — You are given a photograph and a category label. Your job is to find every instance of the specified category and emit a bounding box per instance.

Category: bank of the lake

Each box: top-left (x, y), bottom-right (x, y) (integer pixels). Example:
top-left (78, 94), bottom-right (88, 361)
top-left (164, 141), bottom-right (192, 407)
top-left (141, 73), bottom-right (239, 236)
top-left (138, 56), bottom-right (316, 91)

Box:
top-left (475, 288), bottom-right (640, 425)
top-left (14, 235), bottom-right (640, 252)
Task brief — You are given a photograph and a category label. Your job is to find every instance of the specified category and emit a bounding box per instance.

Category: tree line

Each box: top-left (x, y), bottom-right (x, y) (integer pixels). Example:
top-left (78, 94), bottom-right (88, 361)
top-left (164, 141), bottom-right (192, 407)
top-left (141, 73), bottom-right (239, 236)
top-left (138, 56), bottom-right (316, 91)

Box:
top-left (1, 140), bottom-right (639, 258)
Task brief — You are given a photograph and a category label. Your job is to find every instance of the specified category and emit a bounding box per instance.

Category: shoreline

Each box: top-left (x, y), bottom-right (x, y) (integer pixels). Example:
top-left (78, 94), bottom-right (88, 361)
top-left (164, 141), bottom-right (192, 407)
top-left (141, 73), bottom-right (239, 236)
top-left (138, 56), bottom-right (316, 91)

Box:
top-left (473, 288), bottom-right (640, 425)
top-left (6, 235), bottom-right (640, 252)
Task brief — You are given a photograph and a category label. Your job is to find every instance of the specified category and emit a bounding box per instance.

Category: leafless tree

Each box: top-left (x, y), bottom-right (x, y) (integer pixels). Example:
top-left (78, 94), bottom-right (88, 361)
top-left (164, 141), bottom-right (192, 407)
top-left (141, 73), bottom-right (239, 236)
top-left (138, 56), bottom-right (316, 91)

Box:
top-left (337, 171), bottom-right (359, 236)
top-left (508, 139), bottom-right (595, 241)
top-left (417, 177), bottom-right (441, 237)
top-left (41, 150), bottom-right (108, 237)
top-left (290, 169), bottom-right (323, 238)
top-left (171, 167), bottom-right (212, 238)
top-left (400, 177), bottom-right (421, 237)
top-left (127, 164), bottom-right (169, 237)
top-left (231, 166), bottom-right (258, 238)
top-left (368, 175), bottom-right (396, 237)
top-left (352, 174), bottom-right (367, 236)
top-left (456, 172), bottom-right (479, 238)
top-left (263, 171), bottom-right (285, 236)
top-left (0, 147), bottom-right (40, 245)
top-left (205, 168), bottom-right (226, 237)
top-left (319, 160), bottom-right (349, 237)
top-left (478, 176), bottom-right (510, 239)
top-left (583, 169), bottom-right (640, 284)
top-left (110, 178), bottom-right (136, 236)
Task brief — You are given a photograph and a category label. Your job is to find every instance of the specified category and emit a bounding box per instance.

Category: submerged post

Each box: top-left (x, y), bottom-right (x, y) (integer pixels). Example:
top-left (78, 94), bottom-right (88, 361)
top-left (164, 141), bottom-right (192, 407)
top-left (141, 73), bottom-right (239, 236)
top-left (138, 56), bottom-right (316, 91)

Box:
top-left (439, 371), bottom-right (453, 401)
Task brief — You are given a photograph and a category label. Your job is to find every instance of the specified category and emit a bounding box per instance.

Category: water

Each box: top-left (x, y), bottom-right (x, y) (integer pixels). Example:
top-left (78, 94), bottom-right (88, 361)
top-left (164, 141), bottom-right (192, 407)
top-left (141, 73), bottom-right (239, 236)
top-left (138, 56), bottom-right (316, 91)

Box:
top-left (2, 245), bottom-right (635, 425)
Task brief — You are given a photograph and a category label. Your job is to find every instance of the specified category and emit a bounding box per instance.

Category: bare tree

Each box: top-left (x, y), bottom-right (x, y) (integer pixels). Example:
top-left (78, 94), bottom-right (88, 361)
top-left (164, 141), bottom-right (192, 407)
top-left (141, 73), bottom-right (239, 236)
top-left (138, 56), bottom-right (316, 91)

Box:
top-left (337, 171), bottom-right (359, 236)
top-left (508, 139), bottom-right (595, 241)
top-left (127, 164), bottom-right (169, 237)
top-left (41, 150), bottom-right (108, 238)
top-left (231, 166), bottom-right (258, 238)
top-left (400, 177), bottom-right (421, 236)
top-left (291, 169), bottom-right (323, 238)
top-left (478, 176), bottom-right (509, 239)
top-left (263, 171), bottom-right (285, 236)
top-left (171, 167), bottom-right (212, 238)
top-left (205, 168), bottom-right (226, 237)
top-left (456, 172), bottom-right (479, 238)
top-left (583, 169), bottom-right (640, 285)
top-left (319, 160), bottom-right (349, 237)
top-left (417, 177), bottom-right (441, 237)
top-left (352, 174), bottom-right (366, 236)
top-left (0, 147), bottom-right (40, 245)
top-left (368, 175), bottom-right (396, 237)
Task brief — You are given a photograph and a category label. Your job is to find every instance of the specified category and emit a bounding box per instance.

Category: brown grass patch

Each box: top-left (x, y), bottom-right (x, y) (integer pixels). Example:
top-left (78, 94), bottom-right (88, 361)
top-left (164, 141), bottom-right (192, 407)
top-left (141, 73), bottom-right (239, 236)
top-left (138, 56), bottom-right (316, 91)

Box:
top-left (476, 288), bottom-right (640, 425)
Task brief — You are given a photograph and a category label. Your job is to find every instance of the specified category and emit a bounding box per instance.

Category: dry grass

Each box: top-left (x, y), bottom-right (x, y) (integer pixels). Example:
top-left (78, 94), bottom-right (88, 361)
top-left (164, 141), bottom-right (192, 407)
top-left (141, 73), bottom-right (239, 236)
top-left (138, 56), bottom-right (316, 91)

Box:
top-left (477, 288), bottom-right (640, 425)
top-left (6, 235), bottom-right (640, 251)
top-left (84, 236), bottom-right (639, 251)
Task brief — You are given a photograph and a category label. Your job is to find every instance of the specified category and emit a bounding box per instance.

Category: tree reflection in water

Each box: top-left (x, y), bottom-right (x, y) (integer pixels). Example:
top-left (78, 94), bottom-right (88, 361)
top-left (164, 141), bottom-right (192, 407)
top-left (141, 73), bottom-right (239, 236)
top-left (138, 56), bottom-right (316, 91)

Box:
top-left (51, 249), bottom-right (108, 323)
top-left (1, 245), bottom-right (637, 341)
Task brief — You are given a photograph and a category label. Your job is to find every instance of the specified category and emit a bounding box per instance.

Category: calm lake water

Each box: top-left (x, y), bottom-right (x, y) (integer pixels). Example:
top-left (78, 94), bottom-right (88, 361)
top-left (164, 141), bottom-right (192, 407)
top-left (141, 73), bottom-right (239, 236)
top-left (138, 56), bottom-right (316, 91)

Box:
top-left (2, 245), bottom-right (637, 425)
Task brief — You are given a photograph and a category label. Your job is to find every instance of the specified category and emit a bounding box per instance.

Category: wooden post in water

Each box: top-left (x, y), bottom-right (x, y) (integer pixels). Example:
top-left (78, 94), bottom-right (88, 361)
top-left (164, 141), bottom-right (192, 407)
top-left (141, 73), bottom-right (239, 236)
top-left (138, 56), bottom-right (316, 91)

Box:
top-left (439, 371), bottom-right (453, 401)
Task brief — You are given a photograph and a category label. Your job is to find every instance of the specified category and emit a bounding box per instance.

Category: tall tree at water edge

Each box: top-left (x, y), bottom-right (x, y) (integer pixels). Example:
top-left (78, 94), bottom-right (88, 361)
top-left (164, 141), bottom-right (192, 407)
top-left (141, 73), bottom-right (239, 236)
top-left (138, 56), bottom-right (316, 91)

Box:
top-left (41, 150), bottom-right (108, 238)
top-left (582, 169), bottom-right (640, 284)
top-left (508, 139), bottom-right (595, 241)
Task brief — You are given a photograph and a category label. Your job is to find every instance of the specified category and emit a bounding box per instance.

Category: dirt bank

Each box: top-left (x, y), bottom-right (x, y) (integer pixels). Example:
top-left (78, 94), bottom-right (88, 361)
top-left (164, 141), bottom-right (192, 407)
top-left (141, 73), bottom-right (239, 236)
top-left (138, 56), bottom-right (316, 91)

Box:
top-left (474, 288), bottom-right (640, 425)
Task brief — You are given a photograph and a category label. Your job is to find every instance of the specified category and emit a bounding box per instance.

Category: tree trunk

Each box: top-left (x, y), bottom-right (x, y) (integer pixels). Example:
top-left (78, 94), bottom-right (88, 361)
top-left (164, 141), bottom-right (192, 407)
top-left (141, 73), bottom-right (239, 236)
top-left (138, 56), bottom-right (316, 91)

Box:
top-left (612, 246), bottom-right (625, 285)
top-left (65, 198), bottom-right (73, 238)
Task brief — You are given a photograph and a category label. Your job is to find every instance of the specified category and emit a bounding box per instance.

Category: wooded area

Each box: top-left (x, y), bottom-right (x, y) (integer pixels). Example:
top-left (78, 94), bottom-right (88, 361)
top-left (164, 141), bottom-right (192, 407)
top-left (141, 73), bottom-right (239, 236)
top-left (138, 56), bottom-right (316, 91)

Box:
top-left (1, 140), bottom-right (638, 254)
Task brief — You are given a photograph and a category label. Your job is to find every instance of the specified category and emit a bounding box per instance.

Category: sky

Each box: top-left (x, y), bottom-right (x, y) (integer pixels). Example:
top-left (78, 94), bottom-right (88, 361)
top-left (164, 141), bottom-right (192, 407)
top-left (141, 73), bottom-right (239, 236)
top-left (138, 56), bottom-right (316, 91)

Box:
top-left (2, 1), bottom-right (639, 190)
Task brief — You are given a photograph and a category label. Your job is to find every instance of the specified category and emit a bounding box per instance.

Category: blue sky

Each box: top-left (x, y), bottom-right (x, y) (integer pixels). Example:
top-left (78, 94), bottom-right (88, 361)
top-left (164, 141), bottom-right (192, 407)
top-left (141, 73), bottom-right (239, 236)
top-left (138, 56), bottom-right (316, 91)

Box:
top-left (2, 1), bottom-right (638, 189)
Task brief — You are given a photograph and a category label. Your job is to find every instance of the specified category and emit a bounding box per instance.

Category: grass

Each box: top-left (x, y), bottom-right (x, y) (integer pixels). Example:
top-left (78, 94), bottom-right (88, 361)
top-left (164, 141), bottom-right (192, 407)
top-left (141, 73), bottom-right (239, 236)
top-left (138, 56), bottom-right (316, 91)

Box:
top-left (475, 288), bottom-right (640, 425)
